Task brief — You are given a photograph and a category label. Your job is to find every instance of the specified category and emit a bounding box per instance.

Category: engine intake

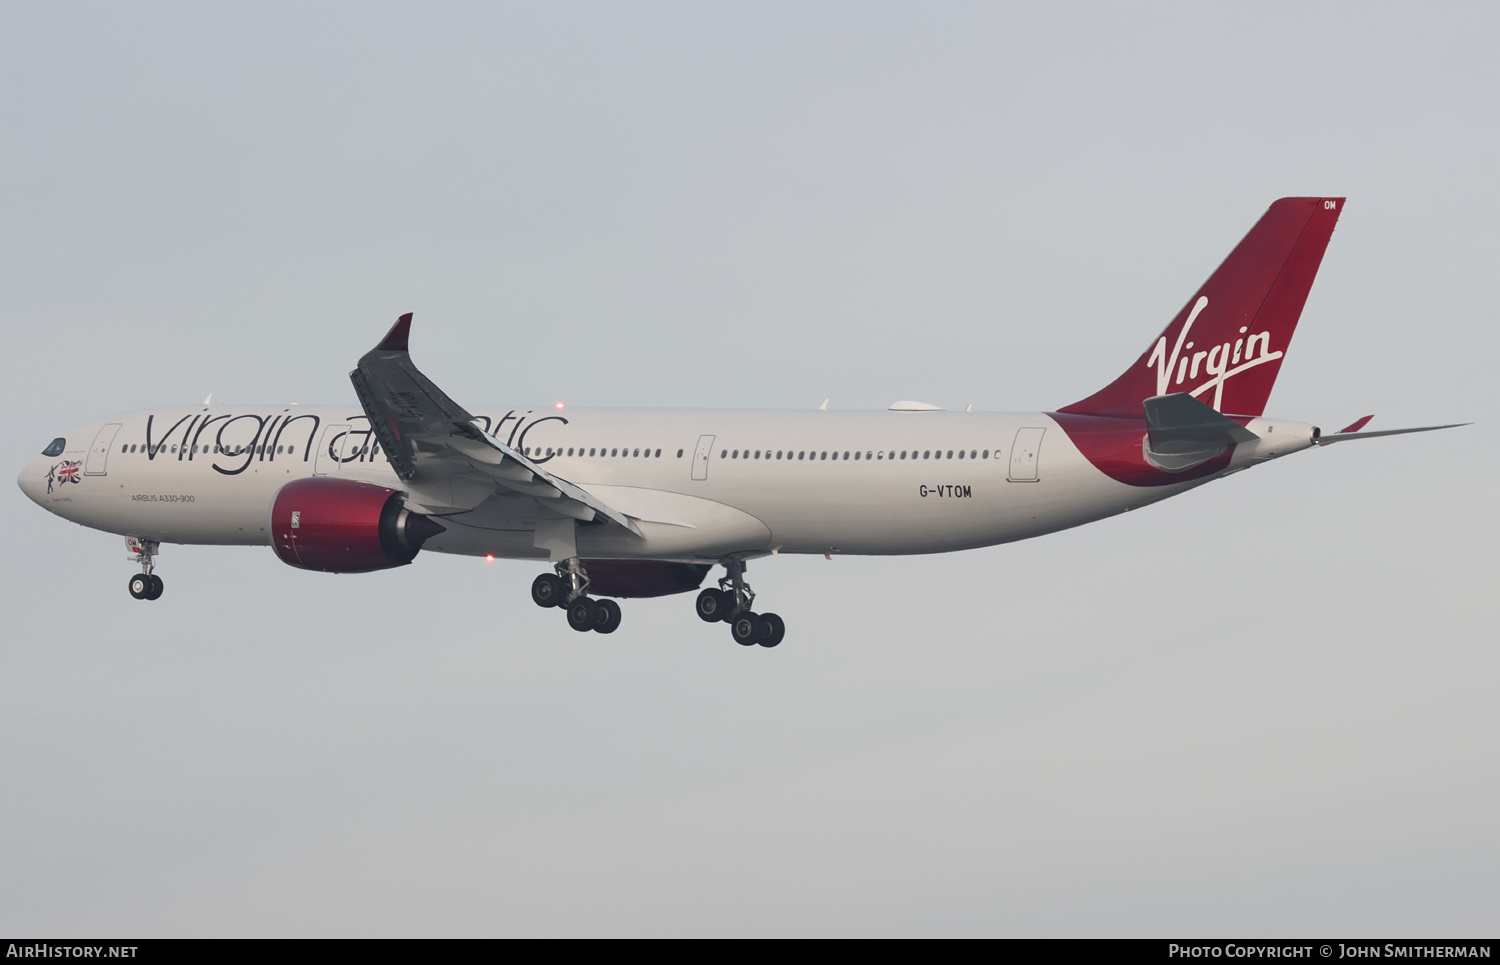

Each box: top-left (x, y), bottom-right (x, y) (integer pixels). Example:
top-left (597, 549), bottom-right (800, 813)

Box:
top-left (270, 477), bottom-right (444, 573)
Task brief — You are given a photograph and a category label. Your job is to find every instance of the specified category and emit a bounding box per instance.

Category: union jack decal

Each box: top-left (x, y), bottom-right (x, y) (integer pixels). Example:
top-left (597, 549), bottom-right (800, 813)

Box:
top-left (46, 460), bottom-right (82, 494)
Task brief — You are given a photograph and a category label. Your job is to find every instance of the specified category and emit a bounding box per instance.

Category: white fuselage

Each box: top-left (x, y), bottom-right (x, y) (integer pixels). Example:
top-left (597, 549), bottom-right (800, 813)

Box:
top-left (18, 404), bottom-right (1316, 564)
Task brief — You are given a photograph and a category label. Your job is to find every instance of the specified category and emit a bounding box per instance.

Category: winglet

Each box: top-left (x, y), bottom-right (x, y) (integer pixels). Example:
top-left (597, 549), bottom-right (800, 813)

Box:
top-left (1337, 415), bottom-right (1374, 434)
top-left (375, 313), bottom-right (413, 353)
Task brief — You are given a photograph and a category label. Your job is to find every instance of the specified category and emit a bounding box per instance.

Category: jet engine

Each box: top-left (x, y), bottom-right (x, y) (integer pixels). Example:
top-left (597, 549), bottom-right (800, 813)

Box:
top-left (584, 561), bottom-right (711, 598)
top-left (269, 477), bottom-right (445, 573)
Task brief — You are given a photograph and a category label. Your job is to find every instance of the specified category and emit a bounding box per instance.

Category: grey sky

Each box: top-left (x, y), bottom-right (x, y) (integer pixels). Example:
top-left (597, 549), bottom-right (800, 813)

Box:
top-left (1, 2), bottom-right (1495, 936)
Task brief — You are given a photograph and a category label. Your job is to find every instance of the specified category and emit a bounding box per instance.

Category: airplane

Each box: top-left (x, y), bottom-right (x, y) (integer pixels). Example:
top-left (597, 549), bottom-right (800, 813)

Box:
top-left (17, 197), bottom-right (1465, 648)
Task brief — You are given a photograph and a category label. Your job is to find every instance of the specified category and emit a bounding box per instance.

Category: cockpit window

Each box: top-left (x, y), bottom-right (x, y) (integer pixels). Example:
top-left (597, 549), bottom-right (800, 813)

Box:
top-left (42, 438), bottom-right (65, 457)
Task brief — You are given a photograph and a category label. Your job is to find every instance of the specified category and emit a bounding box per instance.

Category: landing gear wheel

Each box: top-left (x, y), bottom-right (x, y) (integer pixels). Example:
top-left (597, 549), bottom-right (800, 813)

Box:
top-left (593, 598), bottom-right (622, 634)
top-left (758, 612), bottom-right (785, 648)
top-left (696, 587), bottom-right (732, 623)
top-left (567, 597), bottom-right (600, 632)
top-left (531, 573), bottom-right (567, 608)
top-left (145, 575), bottom-right (164, 601)
top-left (732, 612), bottom-right (767, 646)
top-left (128, 574), bottom-right (150, 599)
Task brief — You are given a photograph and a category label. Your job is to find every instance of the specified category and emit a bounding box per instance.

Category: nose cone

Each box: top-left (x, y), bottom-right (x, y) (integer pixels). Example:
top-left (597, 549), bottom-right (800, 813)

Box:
top-left (17, 457), bottom-right (47, 505)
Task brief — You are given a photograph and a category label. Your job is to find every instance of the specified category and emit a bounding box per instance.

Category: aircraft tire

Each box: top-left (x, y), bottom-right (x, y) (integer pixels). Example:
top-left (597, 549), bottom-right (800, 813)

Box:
top-left (695, 588), bottom-right (730, 623)
top-left (145, 575), bottom-right (164, 600)
top-left (567, 597), bottom-right (599, 632)
top-left (594, 598), bottom-right (622, 634)
top-left (532, 573), bottom-right (566, 608)
top-left (732, 612), bottom-right (766, 646)
top-left (128, 574), bottom-right (150, 600)
top-left (759, 612), bottom-right (785, 648)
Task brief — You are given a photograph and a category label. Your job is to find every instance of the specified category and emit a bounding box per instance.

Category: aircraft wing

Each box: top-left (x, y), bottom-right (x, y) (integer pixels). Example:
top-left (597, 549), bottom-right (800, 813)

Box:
top-left (348, 313), bottom-right (642, 534)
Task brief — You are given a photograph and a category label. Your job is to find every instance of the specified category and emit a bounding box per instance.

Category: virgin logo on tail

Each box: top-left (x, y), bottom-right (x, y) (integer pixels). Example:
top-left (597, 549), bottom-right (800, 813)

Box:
top-left (1145, 296), bottom-right (1283, 412)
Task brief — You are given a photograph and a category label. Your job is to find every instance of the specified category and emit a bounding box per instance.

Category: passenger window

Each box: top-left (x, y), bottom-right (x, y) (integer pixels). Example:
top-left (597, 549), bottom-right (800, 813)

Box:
top-left (676, 449), bottom-right (683, 458)
top-left (633, 448), bottom-right (640, 457)
top-left (655, 449), bottom-right (662, 457)
top-left (923, 451), bottom-right (930, 459)
top-left (798, 452), bottom-right (805, 460)
top-left (946, 450), bottom-right (953, 459)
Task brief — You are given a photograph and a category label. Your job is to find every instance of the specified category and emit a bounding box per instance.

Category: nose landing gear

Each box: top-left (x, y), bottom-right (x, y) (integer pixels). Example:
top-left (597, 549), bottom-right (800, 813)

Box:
top-left (126, 537), bottom-right (163, 601)
top-left (697, 559), bottom-right (785, 648)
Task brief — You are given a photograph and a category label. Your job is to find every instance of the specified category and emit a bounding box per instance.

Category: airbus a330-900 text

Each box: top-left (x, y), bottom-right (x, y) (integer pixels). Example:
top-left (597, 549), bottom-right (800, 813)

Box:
top-left (18, 198), bottom-right (1463, 647)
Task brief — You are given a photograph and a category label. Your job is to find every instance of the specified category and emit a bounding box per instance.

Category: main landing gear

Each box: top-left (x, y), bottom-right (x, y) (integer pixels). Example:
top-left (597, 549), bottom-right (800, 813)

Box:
top-left (531, 559), bottom-right (622, 634)
top-left (126, 538), bottom-right (164, 601)
top-left (696, 559), bottom-right (785, 648)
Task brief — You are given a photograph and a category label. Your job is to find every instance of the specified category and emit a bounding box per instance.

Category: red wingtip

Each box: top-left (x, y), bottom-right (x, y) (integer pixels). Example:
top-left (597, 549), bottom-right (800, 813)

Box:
top-left (1337, 414), bottom-right (1374, 434)
top-left (375, 313), bottom-right (413, 352)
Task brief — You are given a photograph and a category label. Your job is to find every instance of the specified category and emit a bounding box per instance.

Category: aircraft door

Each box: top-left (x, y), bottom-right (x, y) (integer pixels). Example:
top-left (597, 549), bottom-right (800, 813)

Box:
top-left (1008, 427), bottom-right (1045, 482)
top-left (314, 424), bottom-right (351, 475)
top-left (85, 424), bottom-right (121, 475)
top-left (692, 434), bottom-right (715, 481)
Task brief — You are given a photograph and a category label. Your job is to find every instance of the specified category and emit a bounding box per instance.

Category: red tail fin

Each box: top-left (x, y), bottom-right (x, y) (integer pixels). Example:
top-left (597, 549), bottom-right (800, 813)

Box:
top-left (1059, 197), bottom-right (1343, 417)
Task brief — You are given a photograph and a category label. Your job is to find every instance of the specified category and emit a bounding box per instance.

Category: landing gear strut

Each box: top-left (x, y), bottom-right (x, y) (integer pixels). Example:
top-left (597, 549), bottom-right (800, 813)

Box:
top-left (126, 538), bottom-right (163, 601)
top-left (695, 559), bottom-right (784, 648)
top-left (531, 559), bottom-right (623, 634)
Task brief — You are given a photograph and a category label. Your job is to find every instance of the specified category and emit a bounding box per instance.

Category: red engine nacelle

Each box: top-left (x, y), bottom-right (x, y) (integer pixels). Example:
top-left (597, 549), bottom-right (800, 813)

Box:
top-left (584, 561), bottom-right (711, 598)
top-left (269, 477), bottom-right (444, 573)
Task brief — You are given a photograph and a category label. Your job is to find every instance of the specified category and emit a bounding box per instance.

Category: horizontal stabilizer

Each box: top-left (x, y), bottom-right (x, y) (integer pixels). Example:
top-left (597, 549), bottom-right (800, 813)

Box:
top-left (1144, 393), bottom-right (1259, 453)
top-left (1316, 423), bottom-right (1469, 445)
